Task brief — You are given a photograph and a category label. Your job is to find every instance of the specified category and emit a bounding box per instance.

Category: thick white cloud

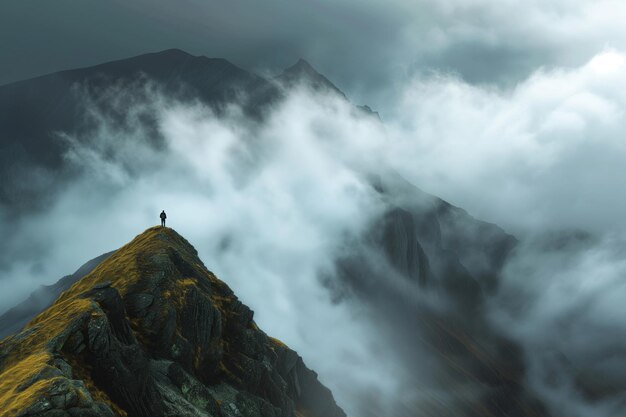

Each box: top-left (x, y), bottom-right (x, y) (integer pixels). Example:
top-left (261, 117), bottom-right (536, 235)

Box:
top-left (381, 48), bottom-right (626, 416)
top-left (0, 88), bottom-right (409, 417)
top-left (388, 49), bottom-right (626, 235)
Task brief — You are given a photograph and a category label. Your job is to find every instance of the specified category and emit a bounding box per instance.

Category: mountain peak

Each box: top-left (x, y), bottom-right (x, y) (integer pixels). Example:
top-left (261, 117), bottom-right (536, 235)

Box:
top-left (277, 59), bottom-right (347, 99)
top-left (153, 48), bottom-right (194, 58)
top-left (0, 227), bottom-right (345, 417)
top-left (285, 58), bottom-right (318, 74)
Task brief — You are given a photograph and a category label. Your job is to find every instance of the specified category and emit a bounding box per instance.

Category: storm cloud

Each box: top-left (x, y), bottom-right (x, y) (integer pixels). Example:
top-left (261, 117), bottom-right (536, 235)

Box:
top-left (3, 0), bottom-right (626, 108)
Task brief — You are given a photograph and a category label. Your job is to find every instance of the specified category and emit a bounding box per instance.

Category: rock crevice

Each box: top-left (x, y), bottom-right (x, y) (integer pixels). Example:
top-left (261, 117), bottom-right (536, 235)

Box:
top-left (0, 227), bottom-right (345, 417)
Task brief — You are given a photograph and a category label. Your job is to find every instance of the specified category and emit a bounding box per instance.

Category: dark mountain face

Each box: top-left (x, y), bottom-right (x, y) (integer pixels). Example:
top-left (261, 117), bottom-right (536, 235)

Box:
top-left (0, 227), bottom-right (345, 417)
top-left (0, 50), bottom-right (379, 215)
top-left (0, 50), bottom-right (548, 416)
top-left (337, 173), bottom-right (546, 417)
top-left (275, 59), bottom-right (347, 99)
top-left (0, 49), bottom-right (280, 214)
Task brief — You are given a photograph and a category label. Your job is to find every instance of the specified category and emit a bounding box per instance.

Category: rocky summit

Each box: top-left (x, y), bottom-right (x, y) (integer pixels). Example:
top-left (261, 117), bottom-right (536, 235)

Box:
top-left (0, 227), bottom-right (345, 417)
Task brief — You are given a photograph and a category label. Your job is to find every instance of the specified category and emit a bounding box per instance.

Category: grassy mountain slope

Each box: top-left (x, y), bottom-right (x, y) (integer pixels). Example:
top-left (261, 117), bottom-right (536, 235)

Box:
top-left (0, 227), bottom-right (344, 417)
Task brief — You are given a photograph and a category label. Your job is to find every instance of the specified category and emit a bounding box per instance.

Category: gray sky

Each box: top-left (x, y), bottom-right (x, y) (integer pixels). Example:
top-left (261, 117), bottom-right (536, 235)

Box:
top-left (3, 0), bottom-right (626, 106)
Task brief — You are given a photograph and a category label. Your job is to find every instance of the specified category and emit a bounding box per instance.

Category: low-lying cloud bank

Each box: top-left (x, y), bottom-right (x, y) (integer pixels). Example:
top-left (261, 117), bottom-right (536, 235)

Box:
top-left (2, 49), bottom-right (626, 416)
top-left (389, 48), bottom-right (626, 236)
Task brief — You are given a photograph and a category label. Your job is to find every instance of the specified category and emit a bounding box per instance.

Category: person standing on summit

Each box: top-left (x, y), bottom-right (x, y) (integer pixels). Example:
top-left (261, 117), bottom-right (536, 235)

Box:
top-left (160, 210), bottom-right (167, 227)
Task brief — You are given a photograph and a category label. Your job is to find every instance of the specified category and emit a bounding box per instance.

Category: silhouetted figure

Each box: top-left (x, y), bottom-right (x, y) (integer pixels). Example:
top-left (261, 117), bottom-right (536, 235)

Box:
top-left (160, 210), bottom-right (167, 227)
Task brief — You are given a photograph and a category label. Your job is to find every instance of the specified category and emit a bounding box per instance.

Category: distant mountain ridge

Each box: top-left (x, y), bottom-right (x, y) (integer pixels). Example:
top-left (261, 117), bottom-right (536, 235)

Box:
top-left (0, 251), bottom-right (115, 340)
top-left (0, 49), bottom-right (276, 212)
top-left (0, 49), bottom-right (372, 214)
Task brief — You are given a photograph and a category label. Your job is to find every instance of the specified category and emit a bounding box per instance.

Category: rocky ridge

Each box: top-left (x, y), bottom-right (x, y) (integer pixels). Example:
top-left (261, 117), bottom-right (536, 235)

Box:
top-left (0, 227), bottom-right (345, 417)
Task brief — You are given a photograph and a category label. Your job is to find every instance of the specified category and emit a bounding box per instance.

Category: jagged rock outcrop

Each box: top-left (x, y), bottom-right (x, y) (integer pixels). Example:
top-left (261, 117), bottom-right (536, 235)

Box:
top-left (343, 171), bottom-right (517, 314)
top-left (336, 172), bottom-right (546, 417)
top-left (0, 227), bottom-right (345, 417)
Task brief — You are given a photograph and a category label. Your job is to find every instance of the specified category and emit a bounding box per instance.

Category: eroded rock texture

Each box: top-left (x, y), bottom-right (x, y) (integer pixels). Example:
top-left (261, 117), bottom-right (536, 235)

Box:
top-left (0, 227), bottom-right (344, 417)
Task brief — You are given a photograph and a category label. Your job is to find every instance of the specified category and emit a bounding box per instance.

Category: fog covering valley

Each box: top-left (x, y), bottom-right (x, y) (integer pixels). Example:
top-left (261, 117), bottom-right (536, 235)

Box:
top-left (2, 44), bottom-right (626, 417)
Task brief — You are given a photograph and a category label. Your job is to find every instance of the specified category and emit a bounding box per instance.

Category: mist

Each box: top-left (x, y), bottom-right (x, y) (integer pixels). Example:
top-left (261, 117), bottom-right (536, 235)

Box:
top-left (491, 234), bottom-right (626, 417)
top-left (388, 49), bottom-right (626, 236)
top-left (2, 48), bottom-right (626, 416)
top-left (387, 48), bottom-right (626, 415)
top-left (0, 84), bottom-right (412, 416)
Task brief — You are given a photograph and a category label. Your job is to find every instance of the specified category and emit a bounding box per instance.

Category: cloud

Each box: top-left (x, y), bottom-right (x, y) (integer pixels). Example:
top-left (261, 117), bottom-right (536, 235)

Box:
top-left (0, 84), bottom-right (413, 416)
top-left (489, 234), bottom-right (626, 417)
top-left (3, 48), bottom-right (626, 416)
top-left (388, 49), bottom-right (626, 236)
top-left (379, 48), bottom-right (626, 416)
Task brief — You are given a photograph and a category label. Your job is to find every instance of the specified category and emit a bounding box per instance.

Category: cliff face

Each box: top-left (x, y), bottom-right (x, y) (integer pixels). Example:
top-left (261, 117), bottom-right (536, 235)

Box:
top-left (336, 173), bottom-right (546, 417)
top-left (0, 227), bottom-right (345, 417)
top-left (343, 171), bottom-right (517, 314)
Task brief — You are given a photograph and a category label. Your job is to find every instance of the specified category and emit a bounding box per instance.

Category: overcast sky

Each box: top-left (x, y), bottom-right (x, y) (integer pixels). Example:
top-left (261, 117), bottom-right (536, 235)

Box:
top-left (2, 0), bottom-right (626, 107)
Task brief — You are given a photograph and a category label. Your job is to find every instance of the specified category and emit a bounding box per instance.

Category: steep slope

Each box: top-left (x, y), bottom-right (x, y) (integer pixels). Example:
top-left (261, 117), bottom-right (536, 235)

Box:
top-left (0, 50), bottom-right (383, 216)
top-left (0, 49), bottom-right (279, 213)
top-left (373, 172), bottom-right (516, 297)
top-left (275, 59), bottom-right (379, 118)
top-left (275, 59), bottom-right (347, 99)
top-left (0, 251), bottom-right (114, 341)
top-left (0, 227), bottom-right (345, 417)
top-left (335, 172), bottom-right (547, 417)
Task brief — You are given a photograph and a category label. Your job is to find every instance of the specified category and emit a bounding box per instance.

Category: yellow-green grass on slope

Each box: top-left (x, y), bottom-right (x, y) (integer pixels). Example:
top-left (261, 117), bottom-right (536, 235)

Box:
top-left (0, 228), bottom-right (181, 416)
top-left (269, 337), bottom-right (287, 349)
top-left (0, 228), bottom-right (184, 415)
top-left (54, 227), bottom-right (199, 303)
top-left (0, 298), bottom-right (94, 417)
top-left (0, 227), bottom-right (237, 416)
top-left (0, 352), bottom-right (53, 416)
top-left (24, 298), bottom-right (94, 356)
